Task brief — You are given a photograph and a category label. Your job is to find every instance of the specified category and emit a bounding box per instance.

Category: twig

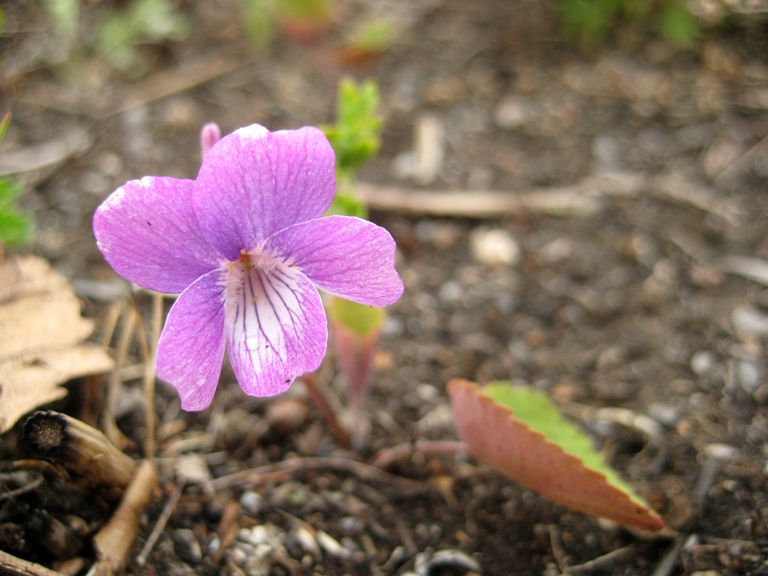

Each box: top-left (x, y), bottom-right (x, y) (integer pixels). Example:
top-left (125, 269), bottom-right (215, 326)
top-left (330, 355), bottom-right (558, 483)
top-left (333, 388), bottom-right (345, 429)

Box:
top-left (211, 500), bottom-right (242, 564)
top-left (104, 307), bottom-right (137, 447)
top-left (650, 536), bottom-right (686, 576)
top-left (93, 459), bottom-right (159, 575)
top-left (0, 549), bottom-right (62, 576)
top-left (22, 411), bottom-right (136, 490)
top-left (548, 525), bottom-right (570, 575)
top-left (301, 373), bottom-right (351, 450)
top-left (357, 179), bottom-right (612, 218)
top-left (358, 169), bottom-right (743, 225)
top-left (0, 476), bottom-right (44, 501)
top-left (566, 545), bottom-right (637, 574)
top-left (370, 440), bottom-right (466, 469)
top-left (105, 53), bottom-right (250, 119)
top-left (211, 457), bottom-right (429, 495)
top-left (0, 127), bottom-right (93, 176)
top-left (714, 132), bottom-right (768, 184)
top-left (135, 480), bottom-right (184, 566)
top-left (132, 292), bottom-right (163, 458)
top-left (651, 170), bottom-right (742, 226)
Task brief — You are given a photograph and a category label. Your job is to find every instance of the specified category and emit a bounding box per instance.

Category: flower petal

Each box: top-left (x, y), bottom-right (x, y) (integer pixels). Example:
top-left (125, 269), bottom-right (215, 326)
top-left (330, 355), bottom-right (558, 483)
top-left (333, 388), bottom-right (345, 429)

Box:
top-left (94, 177), bottom-right (223, 293)
top-left (157, 270), bottom-right (226, 411)
top-left (264, 216), bottom-right (404, 306)
top-left (225, 264), bottom-right (326, 397)
top-left (194, 125), bottom-right (336, 259)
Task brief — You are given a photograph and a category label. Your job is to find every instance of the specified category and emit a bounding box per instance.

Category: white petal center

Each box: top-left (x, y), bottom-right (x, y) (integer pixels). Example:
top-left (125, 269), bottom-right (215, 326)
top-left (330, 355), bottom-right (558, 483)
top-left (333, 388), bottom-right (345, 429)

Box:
top-left (224, 250), bottom-right (301, 365)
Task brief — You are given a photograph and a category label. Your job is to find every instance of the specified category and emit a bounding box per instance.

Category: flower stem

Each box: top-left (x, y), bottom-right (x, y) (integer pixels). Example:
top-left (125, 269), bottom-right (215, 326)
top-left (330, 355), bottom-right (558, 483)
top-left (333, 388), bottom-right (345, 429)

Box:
top-left (301, 372), bottom-right (351, 450)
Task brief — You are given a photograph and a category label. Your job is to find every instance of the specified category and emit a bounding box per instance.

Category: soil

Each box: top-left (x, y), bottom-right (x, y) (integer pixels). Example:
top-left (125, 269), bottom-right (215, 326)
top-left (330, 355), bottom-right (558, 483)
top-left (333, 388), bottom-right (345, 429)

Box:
top-left (2, 1), bottom-right (768, 575)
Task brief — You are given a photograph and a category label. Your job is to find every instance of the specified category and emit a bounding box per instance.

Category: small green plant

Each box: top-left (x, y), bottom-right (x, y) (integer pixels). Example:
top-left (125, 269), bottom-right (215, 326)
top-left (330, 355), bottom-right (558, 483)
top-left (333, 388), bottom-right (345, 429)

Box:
top-left (558, 0), bottom-right (700, 52)
top-left (0, 112), bottom-right (32, 248)
top-left (93, 0), bottom-right (191, 77)
top-left (0, 178), bottom-right (32, 247)
top-left (239, 0), bottom-right (331, 46)
top-left (319, 78), bottom-right (390, 450)
top-left (322, 78), bottom-right (382, 218)
top-left (0, 112), bottom-right (32, 247)
top-left (41, 0), bottom-right (80, 57)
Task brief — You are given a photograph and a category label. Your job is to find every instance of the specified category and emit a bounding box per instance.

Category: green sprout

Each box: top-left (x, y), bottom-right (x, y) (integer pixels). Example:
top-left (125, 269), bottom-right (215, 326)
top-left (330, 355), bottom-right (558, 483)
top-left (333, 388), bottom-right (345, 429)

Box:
top-left (322, 78), bottom-right (382, 218)
top-left (94, 0), bottom-right (191, 77)
top-left (0, 112), bottom-right (32, 248)
top-left (557, 0), bottom-right (700, 52)
top-left (0, 178), bottom-right (32, 247)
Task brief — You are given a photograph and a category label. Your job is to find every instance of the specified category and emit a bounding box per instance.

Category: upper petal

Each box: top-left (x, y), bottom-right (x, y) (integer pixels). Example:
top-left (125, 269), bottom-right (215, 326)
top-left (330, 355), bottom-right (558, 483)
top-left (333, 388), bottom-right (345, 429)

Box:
top-left (194, 125), bottom-right (336, 260)
top-left (264, 216), bottom-right (404, 306)
top-left (94, 177), bottom-right (223, 293)
top-left (156, 269), bottom-right (227, 411)
top-left (225, 263), bottom-right (327, 397)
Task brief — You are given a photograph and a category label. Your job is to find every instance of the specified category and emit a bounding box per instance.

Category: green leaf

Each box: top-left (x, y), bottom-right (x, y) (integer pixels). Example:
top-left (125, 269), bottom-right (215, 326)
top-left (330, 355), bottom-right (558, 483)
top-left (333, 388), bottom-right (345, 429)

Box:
top-left (0, 111), bottom-right (11, 144)
top-left (0, 178), bottom-right (32, 246)
top-left (325, 189), bottom-right (367, 219)
top-left (94, 0), bottom-right (190, 76)
top-left (276, 0), bottom-right (329, 22)
top-left (328, 297), bottom-right (385, 337)
top-left (322, 78), bottom-right (382, 175)
top-left (659, 0), bottom-right (700, 49)
top-left (448, 379), bottom-right (664, 530)
top-left (483, 382), bottom-right (636, 498)
top-left (240, 0), bottom-right (277, 47)
top-left (348, 17), bottom-right (397, 52)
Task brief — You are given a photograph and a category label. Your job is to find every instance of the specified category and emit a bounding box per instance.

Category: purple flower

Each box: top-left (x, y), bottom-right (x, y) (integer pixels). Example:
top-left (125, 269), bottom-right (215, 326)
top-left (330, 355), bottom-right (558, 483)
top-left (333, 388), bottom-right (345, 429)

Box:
top-left (94, 124), bottom-right (403, 410)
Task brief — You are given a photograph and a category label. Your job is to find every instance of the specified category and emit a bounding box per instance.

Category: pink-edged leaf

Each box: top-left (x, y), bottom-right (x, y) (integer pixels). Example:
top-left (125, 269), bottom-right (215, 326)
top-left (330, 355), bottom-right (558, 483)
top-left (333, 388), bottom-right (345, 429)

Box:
top-left (447, 379), bottom-right (664, 531)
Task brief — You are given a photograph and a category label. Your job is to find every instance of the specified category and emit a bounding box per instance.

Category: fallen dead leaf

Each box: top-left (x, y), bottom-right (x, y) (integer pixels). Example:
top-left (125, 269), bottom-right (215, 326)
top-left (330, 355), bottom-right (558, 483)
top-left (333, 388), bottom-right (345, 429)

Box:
top-left (0, 256), bottom-right (114, 433)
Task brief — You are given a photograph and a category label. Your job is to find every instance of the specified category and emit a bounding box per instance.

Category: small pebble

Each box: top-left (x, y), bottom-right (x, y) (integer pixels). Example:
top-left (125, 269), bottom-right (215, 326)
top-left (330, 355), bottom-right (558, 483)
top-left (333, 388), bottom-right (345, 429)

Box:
top-left (469, 228), bottom-right (521, 267)
top-left (732, 305), bottom-right (768, 336)
top-left (690, 350), bottom-right (717, 376)
top-left (266, 397), bottom-right (310, 435)
top-left (648, 402), bottom-right (681, 427)
top-left (438, 280), bottom-right (463, 303)
top-left (704, 443), bottom-right (738, 461)
top-left (174, 454), bottom-right (211, 486)
top-left (240, 490), bottom-right (263, 515)
top-left (172, 529), bottom-right (202, 562)
top-left (733, 358), bottom-right (763, 394)
top-left (495, 95), bottom-right (532, 128)
top-left (316, 530), bottom-right (352, 559)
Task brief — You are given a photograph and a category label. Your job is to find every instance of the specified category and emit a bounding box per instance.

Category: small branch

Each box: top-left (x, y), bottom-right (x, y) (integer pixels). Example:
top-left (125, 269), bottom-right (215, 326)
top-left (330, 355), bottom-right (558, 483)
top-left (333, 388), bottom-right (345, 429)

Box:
top-left (211, 500), bottom-right (242, 564)
top-left (93, 459), bottom-right (159, 575)
top-left (135, 480), bottom-right (183, 567)
top-left (370, 440), bottom-right (466, 469)
top-left (0, 476), bottom-right (44, 501)
top-left (211, 457), bottom-right (429, 495)
top-left (358, 170), bottom-right (743, 225)
top-left (0, 550), bottom-right (62, 576)
top-left (104, 307), bottom-right (137, 448)
top-left (548, 525), bottom-right (570, 574)
top-left (357, 179), bottom-right (610, 218)
top-left (132, 292), bottom-right (163, 458)
top-left (567, 545), bottom-right (638, 574)
top-left (22, 411), bottom-right (136, 490)
top-left (650, 536), bottom-right (686, 576)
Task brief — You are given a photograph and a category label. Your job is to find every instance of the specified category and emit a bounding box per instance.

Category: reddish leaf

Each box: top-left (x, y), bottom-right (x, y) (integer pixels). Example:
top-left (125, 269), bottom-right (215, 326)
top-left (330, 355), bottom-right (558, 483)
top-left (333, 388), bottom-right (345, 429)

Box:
top-left (447, 379), bottom-right (664, 531)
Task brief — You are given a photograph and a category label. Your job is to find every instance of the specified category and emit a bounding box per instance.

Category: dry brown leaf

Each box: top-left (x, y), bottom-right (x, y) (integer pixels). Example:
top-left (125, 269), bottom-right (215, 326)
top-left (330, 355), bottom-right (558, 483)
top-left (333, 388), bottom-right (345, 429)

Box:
top-left (0, 256), bottom-right (114, 433)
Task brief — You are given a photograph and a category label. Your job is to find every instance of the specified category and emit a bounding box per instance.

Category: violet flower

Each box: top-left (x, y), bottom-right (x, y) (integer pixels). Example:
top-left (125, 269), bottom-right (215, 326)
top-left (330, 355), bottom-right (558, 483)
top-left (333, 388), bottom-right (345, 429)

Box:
top-left (94, 124), bottom-right (403, 410)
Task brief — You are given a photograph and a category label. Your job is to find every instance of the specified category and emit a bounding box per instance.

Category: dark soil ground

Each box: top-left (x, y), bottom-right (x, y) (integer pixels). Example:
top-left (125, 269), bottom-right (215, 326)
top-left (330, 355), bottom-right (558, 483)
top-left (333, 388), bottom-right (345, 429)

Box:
top-left (2, 1), bottom-right (768, 574)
